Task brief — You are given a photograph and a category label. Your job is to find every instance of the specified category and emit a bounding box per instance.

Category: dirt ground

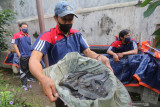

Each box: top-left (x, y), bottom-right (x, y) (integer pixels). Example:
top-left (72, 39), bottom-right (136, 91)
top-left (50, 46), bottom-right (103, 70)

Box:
top-left (0, 67), bottom-right (55, 107)
top-left (1, 67), bottom-right (160, 107)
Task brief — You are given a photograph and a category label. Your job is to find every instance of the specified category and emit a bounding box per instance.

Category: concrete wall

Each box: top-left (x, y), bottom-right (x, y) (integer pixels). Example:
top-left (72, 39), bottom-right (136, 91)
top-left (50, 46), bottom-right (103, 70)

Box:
top-left (1, 0), bottom-right (160, 47)
top-left (73, 3), bottom-right (160, 45)
top-left (1, 0), bottom-right (137, 20)
top-left (14, 1), bottom-right (160, 46)
top-left (0, 0), bottom-right (14, 10)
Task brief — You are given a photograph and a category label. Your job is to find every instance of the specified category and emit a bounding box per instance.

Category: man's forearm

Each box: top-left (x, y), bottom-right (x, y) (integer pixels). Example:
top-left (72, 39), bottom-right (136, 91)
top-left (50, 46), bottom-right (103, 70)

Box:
top-left (122, 49), bottom-right (138, 55)
top-left (83, 48), bottom-right (99, 59)
top-left (29, 50), bottom-right (46, 82)
top-left (29, 50), bottom-right (58, 102)
top-left (83, 48), bottom-right (113, 72)
top-left (29, 57), bottom-right (45, 82)
top-left (107, 50), bottom-right (117, 56)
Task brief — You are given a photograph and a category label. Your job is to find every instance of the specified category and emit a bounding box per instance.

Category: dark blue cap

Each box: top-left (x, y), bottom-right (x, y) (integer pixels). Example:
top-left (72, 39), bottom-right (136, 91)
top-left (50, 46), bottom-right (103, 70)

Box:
top-left (54, 1), bottom-right (77, 17)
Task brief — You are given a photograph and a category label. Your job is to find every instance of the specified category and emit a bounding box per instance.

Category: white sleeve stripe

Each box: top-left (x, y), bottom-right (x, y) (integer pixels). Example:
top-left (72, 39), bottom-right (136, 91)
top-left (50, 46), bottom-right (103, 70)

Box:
top-left (36, 40), bottom-right (44, 50)
top-left (34, 40), bottom-right (41, 50)
top-left (11, 39), bottom-right (15, 43)
top-left (108, 46), bottom-right (113, 50)
top-left (82, 36), bottom-right (89, 47)
top-left (133, 42), bottom-right (138, 49)
top-left (39, 41), bottom-right (45, 51)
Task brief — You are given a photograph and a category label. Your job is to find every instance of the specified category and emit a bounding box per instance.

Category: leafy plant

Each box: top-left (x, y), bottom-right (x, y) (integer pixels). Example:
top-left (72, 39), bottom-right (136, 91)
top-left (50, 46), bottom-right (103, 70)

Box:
top-left (0, 83), bottom-right (33, 107)
top-left (0, 67), bottom-right (43, 107)
top-left (141, 0), bottom-right (160, 48)
top-left (0, 74), bottom-right (3, 84)
top-left (0, 91), bottom-right (14, 106)
top-left (0, 9), bottom-right (16, 52)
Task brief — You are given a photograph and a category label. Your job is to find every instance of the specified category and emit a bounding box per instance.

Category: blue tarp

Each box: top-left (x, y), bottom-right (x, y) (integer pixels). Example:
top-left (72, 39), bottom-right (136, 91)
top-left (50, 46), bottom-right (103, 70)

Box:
top-left (104, 52), bottom-right (160, 94)
top-left (4, 52), bottom-right (45, 68)
top-left (4, 52), bottom-right (19, 67)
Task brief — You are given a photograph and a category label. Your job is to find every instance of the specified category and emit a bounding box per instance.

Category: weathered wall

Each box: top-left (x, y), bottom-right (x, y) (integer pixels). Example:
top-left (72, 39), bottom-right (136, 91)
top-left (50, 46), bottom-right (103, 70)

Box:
top-left (1, 0), bottom-right (159, 47)
top-left (0, 0), bottom-right (14, 10)
top-left (73, 4), bottom-right (160, 45)
top-left (3, 0), bottom-right (137, 20)
top-left (13, 1), bottom-right (160, 46)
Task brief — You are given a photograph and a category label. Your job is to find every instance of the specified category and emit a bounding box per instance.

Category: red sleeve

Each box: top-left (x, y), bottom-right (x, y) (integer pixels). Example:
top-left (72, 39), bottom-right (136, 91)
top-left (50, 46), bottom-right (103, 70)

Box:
top-left (110, 41), bottom-right (118, 47)
top-left (12, 33), bottom-right (19, 39)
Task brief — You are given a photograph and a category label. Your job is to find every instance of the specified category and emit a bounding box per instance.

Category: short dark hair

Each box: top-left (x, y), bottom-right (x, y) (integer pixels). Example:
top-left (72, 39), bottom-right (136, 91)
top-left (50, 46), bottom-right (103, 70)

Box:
top-left (119, 29), bottom-right (130, 38)
top-left (18, 22), bottom-right (28, 27)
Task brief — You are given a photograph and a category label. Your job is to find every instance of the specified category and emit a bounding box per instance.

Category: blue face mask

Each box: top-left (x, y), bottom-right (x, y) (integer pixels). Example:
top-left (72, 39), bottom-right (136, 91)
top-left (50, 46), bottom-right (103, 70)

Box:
top-left (22, 28), bottom-right (28, 33)
top-left (124, 37), bottom-right (131, 44)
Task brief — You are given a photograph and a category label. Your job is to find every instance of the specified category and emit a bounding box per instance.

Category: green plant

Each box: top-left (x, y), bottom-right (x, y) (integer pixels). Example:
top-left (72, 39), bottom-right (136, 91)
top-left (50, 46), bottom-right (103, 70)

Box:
top-left (0, 84), bottom-right (33, 107)
top-left (0, 74), bottom-right (3, 84)
top-left (0, 91), bottom-right (14, 106)
top-left (0, 9), bottom-right (16, 52)
top-left (141, 0), bottom-right (160, 48)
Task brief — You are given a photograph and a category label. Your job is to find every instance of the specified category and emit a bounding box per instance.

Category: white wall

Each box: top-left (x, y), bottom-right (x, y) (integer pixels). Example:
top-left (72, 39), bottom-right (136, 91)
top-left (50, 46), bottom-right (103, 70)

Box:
top-left (12, 0), bottom-right (138, 20)
top-left (13, 1), bottom-right (160, 46)
top-left (2, 1), bottom-right (160, 47)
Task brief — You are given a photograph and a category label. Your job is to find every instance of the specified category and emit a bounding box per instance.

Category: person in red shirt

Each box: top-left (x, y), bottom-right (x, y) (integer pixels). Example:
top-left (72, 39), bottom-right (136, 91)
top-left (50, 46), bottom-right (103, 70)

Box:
top-left (11, 23), bottom-right (35, 88)
top-left (107, 29), bottom-right (138, 62)
top-left (29, 1), bottom-right (113, 106)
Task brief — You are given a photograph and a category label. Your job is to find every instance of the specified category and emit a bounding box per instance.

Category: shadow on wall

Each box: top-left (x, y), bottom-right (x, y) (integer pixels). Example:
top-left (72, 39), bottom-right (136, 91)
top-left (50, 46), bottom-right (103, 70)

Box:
top-left (98, 15), bottom-right (114, 36)
top-left (33, 31), bottom-right (39, 39)
top-left (79, 13), bottom-right (114, 37)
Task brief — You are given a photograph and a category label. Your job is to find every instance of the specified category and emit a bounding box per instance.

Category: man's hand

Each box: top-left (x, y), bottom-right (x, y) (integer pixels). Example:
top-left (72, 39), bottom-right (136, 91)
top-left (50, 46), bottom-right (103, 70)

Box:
top-left (40, 76), bottom-right (59, 102)
top-left (18, 54), bottom-right (21, 59)
top-left (113, 54), bottom-right (119, 62)
top-left (83, 48), bottom-right (113, 72)
top-left (117, 53), bottom-right (124, 59)
top-left (97, 55), bottom-right (113, 72)
top-left (29, 50), bottom-right (58, 102)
